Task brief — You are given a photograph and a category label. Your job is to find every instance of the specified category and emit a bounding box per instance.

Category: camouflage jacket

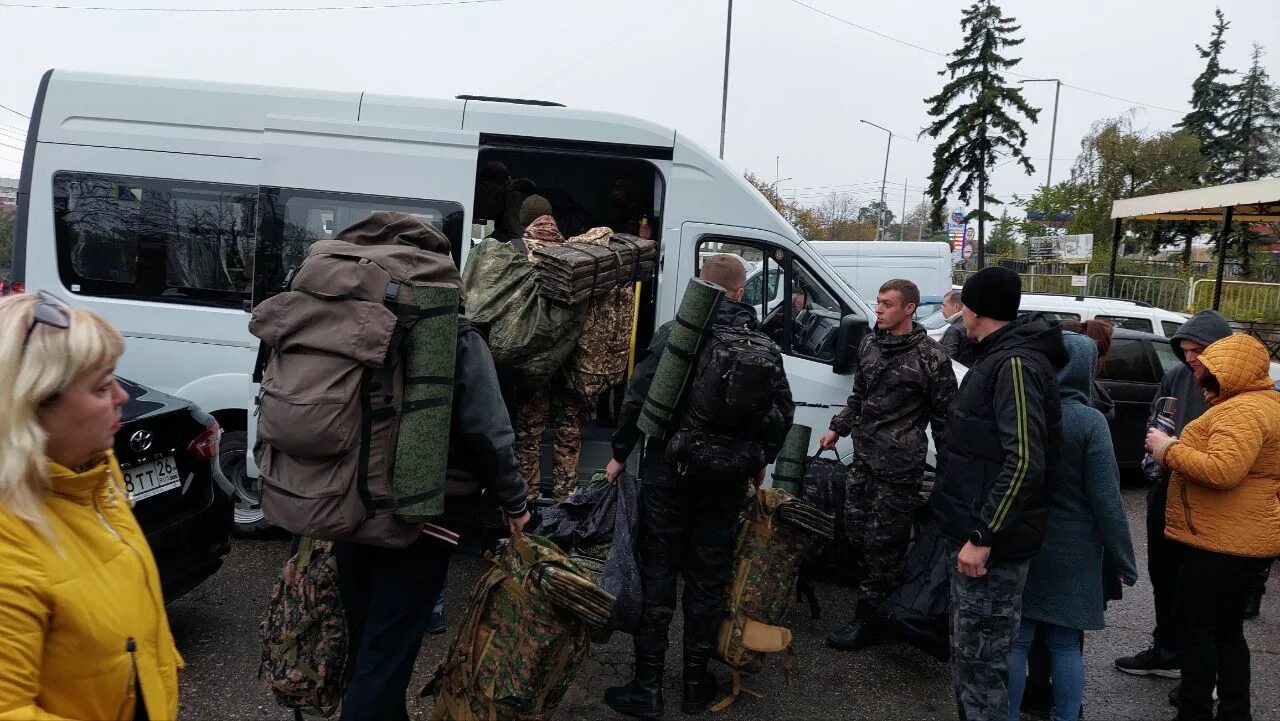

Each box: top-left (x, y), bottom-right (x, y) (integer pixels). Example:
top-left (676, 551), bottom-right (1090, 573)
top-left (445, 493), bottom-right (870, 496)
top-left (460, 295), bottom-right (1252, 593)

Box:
top-left (564, 228), bottom-right (636, 398)
top-left (829, 323), bottom-right (956, 477)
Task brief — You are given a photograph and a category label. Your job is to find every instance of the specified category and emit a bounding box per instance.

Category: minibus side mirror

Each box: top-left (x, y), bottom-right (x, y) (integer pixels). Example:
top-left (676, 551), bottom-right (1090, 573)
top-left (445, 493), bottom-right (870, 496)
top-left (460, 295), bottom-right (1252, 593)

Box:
top-left (832, 315), bottom-right (871, 374)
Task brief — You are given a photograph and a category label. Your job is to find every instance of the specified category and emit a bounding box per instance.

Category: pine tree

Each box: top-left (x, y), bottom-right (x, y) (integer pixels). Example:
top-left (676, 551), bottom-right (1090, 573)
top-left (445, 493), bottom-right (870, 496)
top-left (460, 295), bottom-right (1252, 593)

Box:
top-left (1222, 44), bottom-right (1280, 182)
top-left (923, 0), bottom-right (1039, 268)
top-left (1219, 44), bottom-right (1280, 275)
top-left (1175, 8), bottom-right (1235, 181)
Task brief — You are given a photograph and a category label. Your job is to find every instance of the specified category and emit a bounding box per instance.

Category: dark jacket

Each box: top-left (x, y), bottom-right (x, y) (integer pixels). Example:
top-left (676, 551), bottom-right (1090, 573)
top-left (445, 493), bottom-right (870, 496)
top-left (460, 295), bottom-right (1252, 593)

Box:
top-left (941, 314), bottom-right (976, 366)
top-left (612, 299), bottom-right (795, 485)
top-left (1022, 332), bottom-right (1137, 630)
top-left (444, 320), bottom-right (529, 518)
top-left (1149, 310), bottom-right (1234, 435)
top-left (933, 315), bottom-right (1068, 561)
top-left (830, 323), bottom-right (956, 477)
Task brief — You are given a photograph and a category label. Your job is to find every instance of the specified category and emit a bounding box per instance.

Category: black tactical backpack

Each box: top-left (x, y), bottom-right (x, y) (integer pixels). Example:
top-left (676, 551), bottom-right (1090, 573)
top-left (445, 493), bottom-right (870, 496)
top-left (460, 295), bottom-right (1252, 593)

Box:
top-left (666, 326), bottom-right (784, 482)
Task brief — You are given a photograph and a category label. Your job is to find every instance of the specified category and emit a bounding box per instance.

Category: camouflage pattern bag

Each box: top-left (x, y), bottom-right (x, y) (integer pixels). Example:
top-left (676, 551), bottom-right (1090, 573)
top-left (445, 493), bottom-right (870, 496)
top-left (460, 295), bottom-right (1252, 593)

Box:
top-left (259, 538), bottom-right (350, 718)
top-left (712, 488), bottom-right (834, 712)
top-left (425, 533), bottom-right (614, 721)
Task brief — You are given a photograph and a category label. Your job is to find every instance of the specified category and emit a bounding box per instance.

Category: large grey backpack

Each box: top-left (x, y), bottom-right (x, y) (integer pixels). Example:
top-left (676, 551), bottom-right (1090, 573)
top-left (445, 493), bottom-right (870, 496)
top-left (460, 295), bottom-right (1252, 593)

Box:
top-left (250, 212), bottom-right (461, 549)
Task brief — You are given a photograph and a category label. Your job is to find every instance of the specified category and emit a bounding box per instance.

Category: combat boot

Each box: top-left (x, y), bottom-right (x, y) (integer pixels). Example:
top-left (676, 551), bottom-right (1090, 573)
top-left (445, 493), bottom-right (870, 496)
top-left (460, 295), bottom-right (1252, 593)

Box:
top-left (681, 651), bottom-right (719, 715)
top-left (826, 617), bottom-right (880, 651)
top-left (605, 648), bottom-right (665, 720)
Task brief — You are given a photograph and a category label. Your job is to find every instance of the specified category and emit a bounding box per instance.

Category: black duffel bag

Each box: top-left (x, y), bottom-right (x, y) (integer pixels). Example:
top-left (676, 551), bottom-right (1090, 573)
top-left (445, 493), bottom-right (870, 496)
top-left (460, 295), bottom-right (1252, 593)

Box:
top-left (795, 449), bottom-right (852, 618)
top-left (881, 522), bottom-right (951, 661)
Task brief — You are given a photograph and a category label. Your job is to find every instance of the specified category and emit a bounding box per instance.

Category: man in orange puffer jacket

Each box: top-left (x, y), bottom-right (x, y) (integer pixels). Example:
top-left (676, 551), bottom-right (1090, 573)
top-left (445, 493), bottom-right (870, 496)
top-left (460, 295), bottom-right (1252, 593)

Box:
top-left (1145, 333), bottom-right (1280, 721)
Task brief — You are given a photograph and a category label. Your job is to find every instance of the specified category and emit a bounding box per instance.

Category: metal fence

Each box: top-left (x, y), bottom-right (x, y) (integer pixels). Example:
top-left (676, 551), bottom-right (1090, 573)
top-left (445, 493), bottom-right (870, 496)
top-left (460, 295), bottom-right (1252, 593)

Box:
top-left (1231, 321), bottom-right (1280, 361)
top-left (955, 270), bottom-right (1082, 296)
top-left (1087, 274), bottom-right (1191, 312)
top-left (1190, 280), bottom-right (1280, 322)
top-left (951, 268), bottom-right (1280, 322)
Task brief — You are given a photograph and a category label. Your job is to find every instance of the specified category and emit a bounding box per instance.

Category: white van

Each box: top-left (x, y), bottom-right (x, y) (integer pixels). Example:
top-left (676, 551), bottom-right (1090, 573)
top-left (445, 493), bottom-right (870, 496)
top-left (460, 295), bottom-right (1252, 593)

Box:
top-left (807, 241), bottom-right (953, 304)
top-left (13, 70), bottom-right (958, 528)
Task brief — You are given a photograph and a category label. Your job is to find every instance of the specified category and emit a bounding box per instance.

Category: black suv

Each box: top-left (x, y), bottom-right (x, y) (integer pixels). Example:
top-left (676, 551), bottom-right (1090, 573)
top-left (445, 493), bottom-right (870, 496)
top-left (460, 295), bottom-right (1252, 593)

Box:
top-left (115, 378), bottom-right (234, 601)
top-left (1095, 328), bottom-right (1184, 469)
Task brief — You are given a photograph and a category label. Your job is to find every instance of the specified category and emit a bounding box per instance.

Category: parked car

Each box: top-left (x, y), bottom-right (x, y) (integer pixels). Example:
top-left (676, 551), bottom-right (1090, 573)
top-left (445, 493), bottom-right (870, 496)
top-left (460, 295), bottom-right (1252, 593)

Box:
top-left (1094, 329), bottom-right (1280, 469)
top-left (1017, 294), bottom-right (1190, 337)
top-left (116, 377), bottom-right (234, 601)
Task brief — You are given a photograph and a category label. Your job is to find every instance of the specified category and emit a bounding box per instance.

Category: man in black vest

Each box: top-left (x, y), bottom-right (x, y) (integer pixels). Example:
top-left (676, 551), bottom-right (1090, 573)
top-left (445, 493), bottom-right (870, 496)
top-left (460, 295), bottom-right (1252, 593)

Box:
top-left (932, 266), bottom-right (1066, 721)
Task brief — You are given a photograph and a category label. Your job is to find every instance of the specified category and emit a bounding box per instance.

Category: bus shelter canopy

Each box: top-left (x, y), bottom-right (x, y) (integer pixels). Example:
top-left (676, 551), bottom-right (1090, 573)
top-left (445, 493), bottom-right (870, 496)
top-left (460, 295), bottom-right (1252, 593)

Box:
top-left (1111, 177), bottom-right (1280, 222)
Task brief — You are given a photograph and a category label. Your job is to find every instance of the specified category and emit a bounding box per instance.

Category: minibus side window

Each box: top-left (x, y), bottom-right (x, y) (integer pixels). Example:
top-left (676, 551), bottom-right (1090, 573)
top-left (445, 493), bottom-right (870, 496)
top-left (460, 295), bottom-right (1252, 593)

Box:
top-left (53, 171), bottom-right (256, 309)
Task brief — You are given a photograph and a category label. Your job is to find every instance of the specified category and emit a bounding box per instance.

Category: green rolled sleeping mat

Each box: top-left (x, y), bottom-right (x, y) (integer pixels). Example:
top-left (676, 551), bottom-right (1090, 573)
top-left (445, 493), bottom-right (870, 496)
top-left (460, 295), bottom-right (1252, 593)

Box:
top-left (393, 284), bottom-right (459, 523)
top-left (637, 277), bottom-right (725, 439)
top-left (770, 424), bottom-right (812, 495)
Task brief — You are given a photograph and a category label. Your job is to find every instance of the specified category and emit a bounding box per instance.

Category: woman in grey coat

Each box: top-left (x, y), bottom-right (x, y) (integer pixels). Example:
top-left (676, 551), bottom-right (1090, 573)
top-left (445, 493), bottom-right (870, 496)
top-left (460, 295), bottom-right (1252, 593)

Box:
top-left (1006, 331), bottom-right (1138, 721)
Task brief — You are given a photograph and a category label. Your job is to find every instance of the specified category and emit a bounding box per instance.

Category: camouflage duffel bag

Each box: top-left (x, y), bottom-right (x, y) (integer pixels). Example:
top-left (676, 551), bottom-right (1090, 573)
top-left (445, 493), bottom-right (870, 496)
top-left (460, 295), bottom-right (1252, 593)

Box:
top-left (424, 532), bottom-right (614, 721)
top-left (259, 537), bottom-right (350, 718)
top-left (712, 488), bottom-right (834, 712)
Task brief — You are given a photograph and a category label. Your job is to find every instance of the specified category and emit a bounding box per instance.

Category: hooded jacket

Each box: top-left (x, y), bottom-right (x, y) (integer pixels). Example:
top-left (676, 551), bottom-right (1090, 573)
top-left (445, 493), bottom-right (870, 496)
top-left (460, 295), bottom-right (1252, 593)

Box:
top-left (1163, 334), bottom-right (1280, 558)
top-left (1150, 310), bottom-right (1234, 434)
top-left (0, 452), bottom-right (182, 721)
top-left (612, 299), bottom-right (795, 487)
top-left (1022, 333), bottom-right (1137, 630)
top-left (829, 322), bottom-right (956, 477)
top-left (941, 314), bottom-right (975, 366)
top-left (933, 314), bottom-right (1068, 561)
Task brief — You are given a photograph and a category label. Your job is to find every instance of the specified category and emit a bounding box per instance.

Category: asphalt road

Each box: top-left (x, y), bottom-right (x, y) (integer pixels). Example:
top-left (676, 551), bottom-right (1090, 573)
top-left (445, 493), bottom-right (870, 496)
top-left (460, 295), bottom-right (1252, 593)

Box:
top-left (169, 485), bottom-right (1280, 720)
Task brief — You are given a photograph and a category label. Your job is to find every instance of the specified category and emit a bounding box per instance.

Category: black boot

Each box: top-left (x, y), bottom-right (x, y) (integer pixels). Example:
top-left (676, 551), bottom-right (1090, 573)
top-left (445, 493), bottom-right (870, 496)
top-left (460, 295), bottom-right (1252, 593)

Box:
top-left (826, 617), bottom-right (880, 651)
top-left (605, 648), bottom-right (665, 721)
top-left (681, 651), bottom-right (718, 715)
top-left (1243, 588), bottom-right (1263, 620)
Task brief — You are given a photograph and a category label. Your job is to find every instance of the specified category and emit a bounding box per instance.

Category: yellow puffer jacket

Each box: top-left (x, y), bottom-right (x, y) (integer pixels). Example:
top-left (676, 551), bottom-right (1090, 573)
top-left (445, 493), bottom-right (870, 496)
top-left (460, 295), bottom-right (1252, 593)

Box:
top-left (1164, 333), bottom-right (1280, 558)
top-left (0, 451), bottom-right (182, 720)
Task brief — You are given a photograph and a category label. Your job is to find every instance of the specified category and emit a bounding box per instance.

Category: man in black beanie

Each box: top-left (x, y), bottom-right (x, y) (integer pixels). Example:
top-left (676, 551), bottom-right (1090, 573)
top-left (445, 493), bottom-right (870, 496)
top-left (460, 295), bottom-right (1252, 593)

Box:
top-left (931, 266), bottom-right (1068, 721)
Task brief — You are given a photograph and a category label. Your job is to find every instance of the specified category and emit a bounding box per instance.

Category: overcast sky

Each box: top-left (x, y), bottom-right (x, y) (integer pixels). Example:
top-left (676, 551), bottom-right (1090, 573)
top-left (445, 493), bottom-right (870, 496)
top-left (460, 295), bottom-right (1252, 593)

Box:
top-left (2, 0), bottom-right (1278, 216)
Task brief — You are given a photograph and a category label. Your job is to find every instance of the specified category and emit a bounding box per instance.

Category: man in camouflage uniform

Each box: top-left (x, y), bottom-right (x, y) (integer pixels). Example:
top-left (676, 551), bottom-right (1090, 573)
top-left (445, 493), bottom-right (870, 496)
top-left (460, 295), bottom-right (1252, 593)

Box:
top-left (819, 278), bottom-right (956, 651)
top-left (511, 206), bottom-right (565, 501)
top-left (550, 228), bottom-right (637, 499)
top-left (931, 267), bottom-right (1065, 721)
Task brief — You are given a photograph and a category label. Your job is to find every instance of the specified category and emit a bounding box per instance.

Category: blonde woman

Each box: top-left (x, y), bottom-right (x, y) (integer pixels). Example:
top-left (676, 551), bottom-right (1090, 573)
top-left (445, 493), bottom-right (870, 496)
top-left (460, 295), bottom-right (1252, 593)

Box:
top-left (0, 292), bottom-right (181, 720)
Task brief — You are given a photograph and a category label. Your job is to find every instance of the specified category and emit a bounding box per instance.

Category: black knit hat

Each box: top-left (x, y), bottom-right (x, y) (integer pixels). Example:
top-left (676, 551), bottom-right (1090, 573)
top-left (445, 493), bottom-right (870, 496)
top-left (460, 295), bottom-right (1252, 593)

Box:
top-left (961, 266), bottom-right (1021, 321)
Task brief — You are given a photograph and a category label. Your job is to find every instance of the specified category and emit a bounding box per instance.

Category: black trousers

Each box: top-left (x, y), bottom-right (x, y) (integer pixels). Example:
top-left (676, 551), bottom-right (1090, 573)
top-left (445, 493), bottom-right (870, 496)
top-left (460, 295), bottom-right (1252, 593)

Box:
top-left (635, 480), bottom-right (743, 661)
top-left (1148, 478), bottom-right (1183, 654)
top-left (1173, 545), bottom-right (1270, 721)
top-left (335, 535), bottom-right (452, 721)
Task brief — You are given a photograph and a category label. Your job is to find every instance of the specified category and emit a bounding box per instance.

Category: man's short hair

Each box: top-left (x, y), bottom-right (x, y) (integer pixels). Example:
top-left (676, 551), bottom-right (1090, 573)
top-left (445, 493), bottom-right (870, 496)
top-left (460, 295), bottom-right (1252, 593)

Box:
top-left (700, 255), bottom-right (747, 292)
top-left (944, 289), bottom-right (963, 306)
top-left (879, 279), bottom-right (920, 308)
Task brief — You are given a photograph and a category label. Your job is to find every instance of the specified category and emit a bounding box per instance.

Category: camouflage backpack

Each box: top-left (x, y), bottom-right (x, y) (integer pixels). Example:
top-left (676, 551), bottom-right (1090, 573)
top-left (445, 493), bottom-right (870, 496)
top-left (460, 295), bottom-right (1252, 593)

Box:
top-left (712, 488), bottom-right (834, 712)
top-left (424, 533), bottom-right (614, 721)
top-left (259, 538), bottom-right (350, 719)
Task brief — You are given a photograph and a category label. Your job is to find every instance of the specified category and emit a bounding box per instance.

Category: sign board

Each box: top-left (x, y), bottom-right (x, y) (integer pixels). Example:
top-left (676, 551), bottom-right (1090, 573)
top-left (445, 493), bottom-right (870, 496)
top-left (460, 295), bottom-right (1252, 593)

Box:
top-left (966, 227), bottom-right (976, 241)
top-left (1071, 275), bottom-right (1088, 288)
top-left (963, 243), bottom-right (973, 259)
top-left (1026, 234), bottom-right (1094, 261)
top-left (950, 210), bottom-right (966, 226)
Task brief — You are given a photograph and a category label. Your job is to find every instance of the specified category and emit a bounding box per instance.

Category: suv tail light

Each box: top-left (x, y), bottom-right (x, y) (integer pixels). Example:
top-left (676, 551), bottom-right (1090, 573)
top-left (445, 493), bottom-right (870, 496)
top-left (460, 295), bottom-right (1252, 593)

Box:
top-left (0, 281), bottom-right (22, 296)
top-left (187, 421), bottom-right (222, 462)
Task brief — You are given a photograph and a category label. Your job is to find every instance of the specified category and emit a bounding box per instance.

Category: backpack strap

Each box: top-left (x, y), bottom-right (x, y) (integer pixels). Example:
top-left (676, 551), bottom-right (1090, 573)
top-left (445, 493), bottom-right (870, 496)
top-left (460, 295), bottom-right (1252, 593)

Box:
top-left (252, 341), bottom-right (271, 385)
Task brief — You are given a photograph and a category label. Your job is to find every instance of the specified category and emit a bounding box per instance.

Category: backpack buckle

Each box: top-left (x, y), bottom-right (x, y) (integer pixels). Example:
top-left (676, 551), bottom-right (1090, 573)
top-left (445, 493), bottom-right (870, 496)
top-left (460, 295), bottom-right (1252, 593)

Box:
top-left (384, 281), bottom-right (401, 305)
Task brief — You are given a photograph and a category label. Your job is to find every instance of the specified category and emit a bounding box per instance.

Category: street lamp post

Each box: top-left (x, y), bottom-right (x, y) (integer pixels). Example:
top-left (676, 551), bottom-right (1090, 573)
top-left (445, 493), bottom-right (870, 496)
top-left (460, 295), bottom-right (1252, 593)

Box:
top-left (719, 0), bottom-right (734, 159)
top-left (860, 120), bottom-right (893, 239)
top-left (1019, 78), bottom-right (1061, 188)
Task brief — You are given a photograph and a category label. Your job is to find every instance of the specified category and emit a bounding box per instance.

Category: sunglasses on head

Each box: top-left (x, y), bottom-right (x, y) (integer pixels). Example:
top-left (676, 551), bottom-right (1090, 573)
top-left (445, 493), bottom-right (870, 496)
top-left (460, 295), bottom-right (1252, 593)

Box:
top-left (21, 291), bottom-right (71, 354)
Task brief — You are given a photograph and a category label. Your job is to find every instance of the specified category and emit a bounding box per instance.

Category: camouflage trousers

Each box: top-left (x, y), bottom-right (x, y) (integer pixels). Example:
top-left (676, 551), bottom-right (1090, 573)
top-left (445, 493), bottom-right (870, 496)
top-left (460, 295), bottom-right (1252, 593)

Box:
top-left (948, 548), bottom-right (1031, 721)
top-left (514, 383), bottom-right (604, 502)
top-left (550, 388), bottom-right (600, 501)
top-left (845, 462), bottom-right (923, 615)
top-left (513, 383), bottom-right (551, 501)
